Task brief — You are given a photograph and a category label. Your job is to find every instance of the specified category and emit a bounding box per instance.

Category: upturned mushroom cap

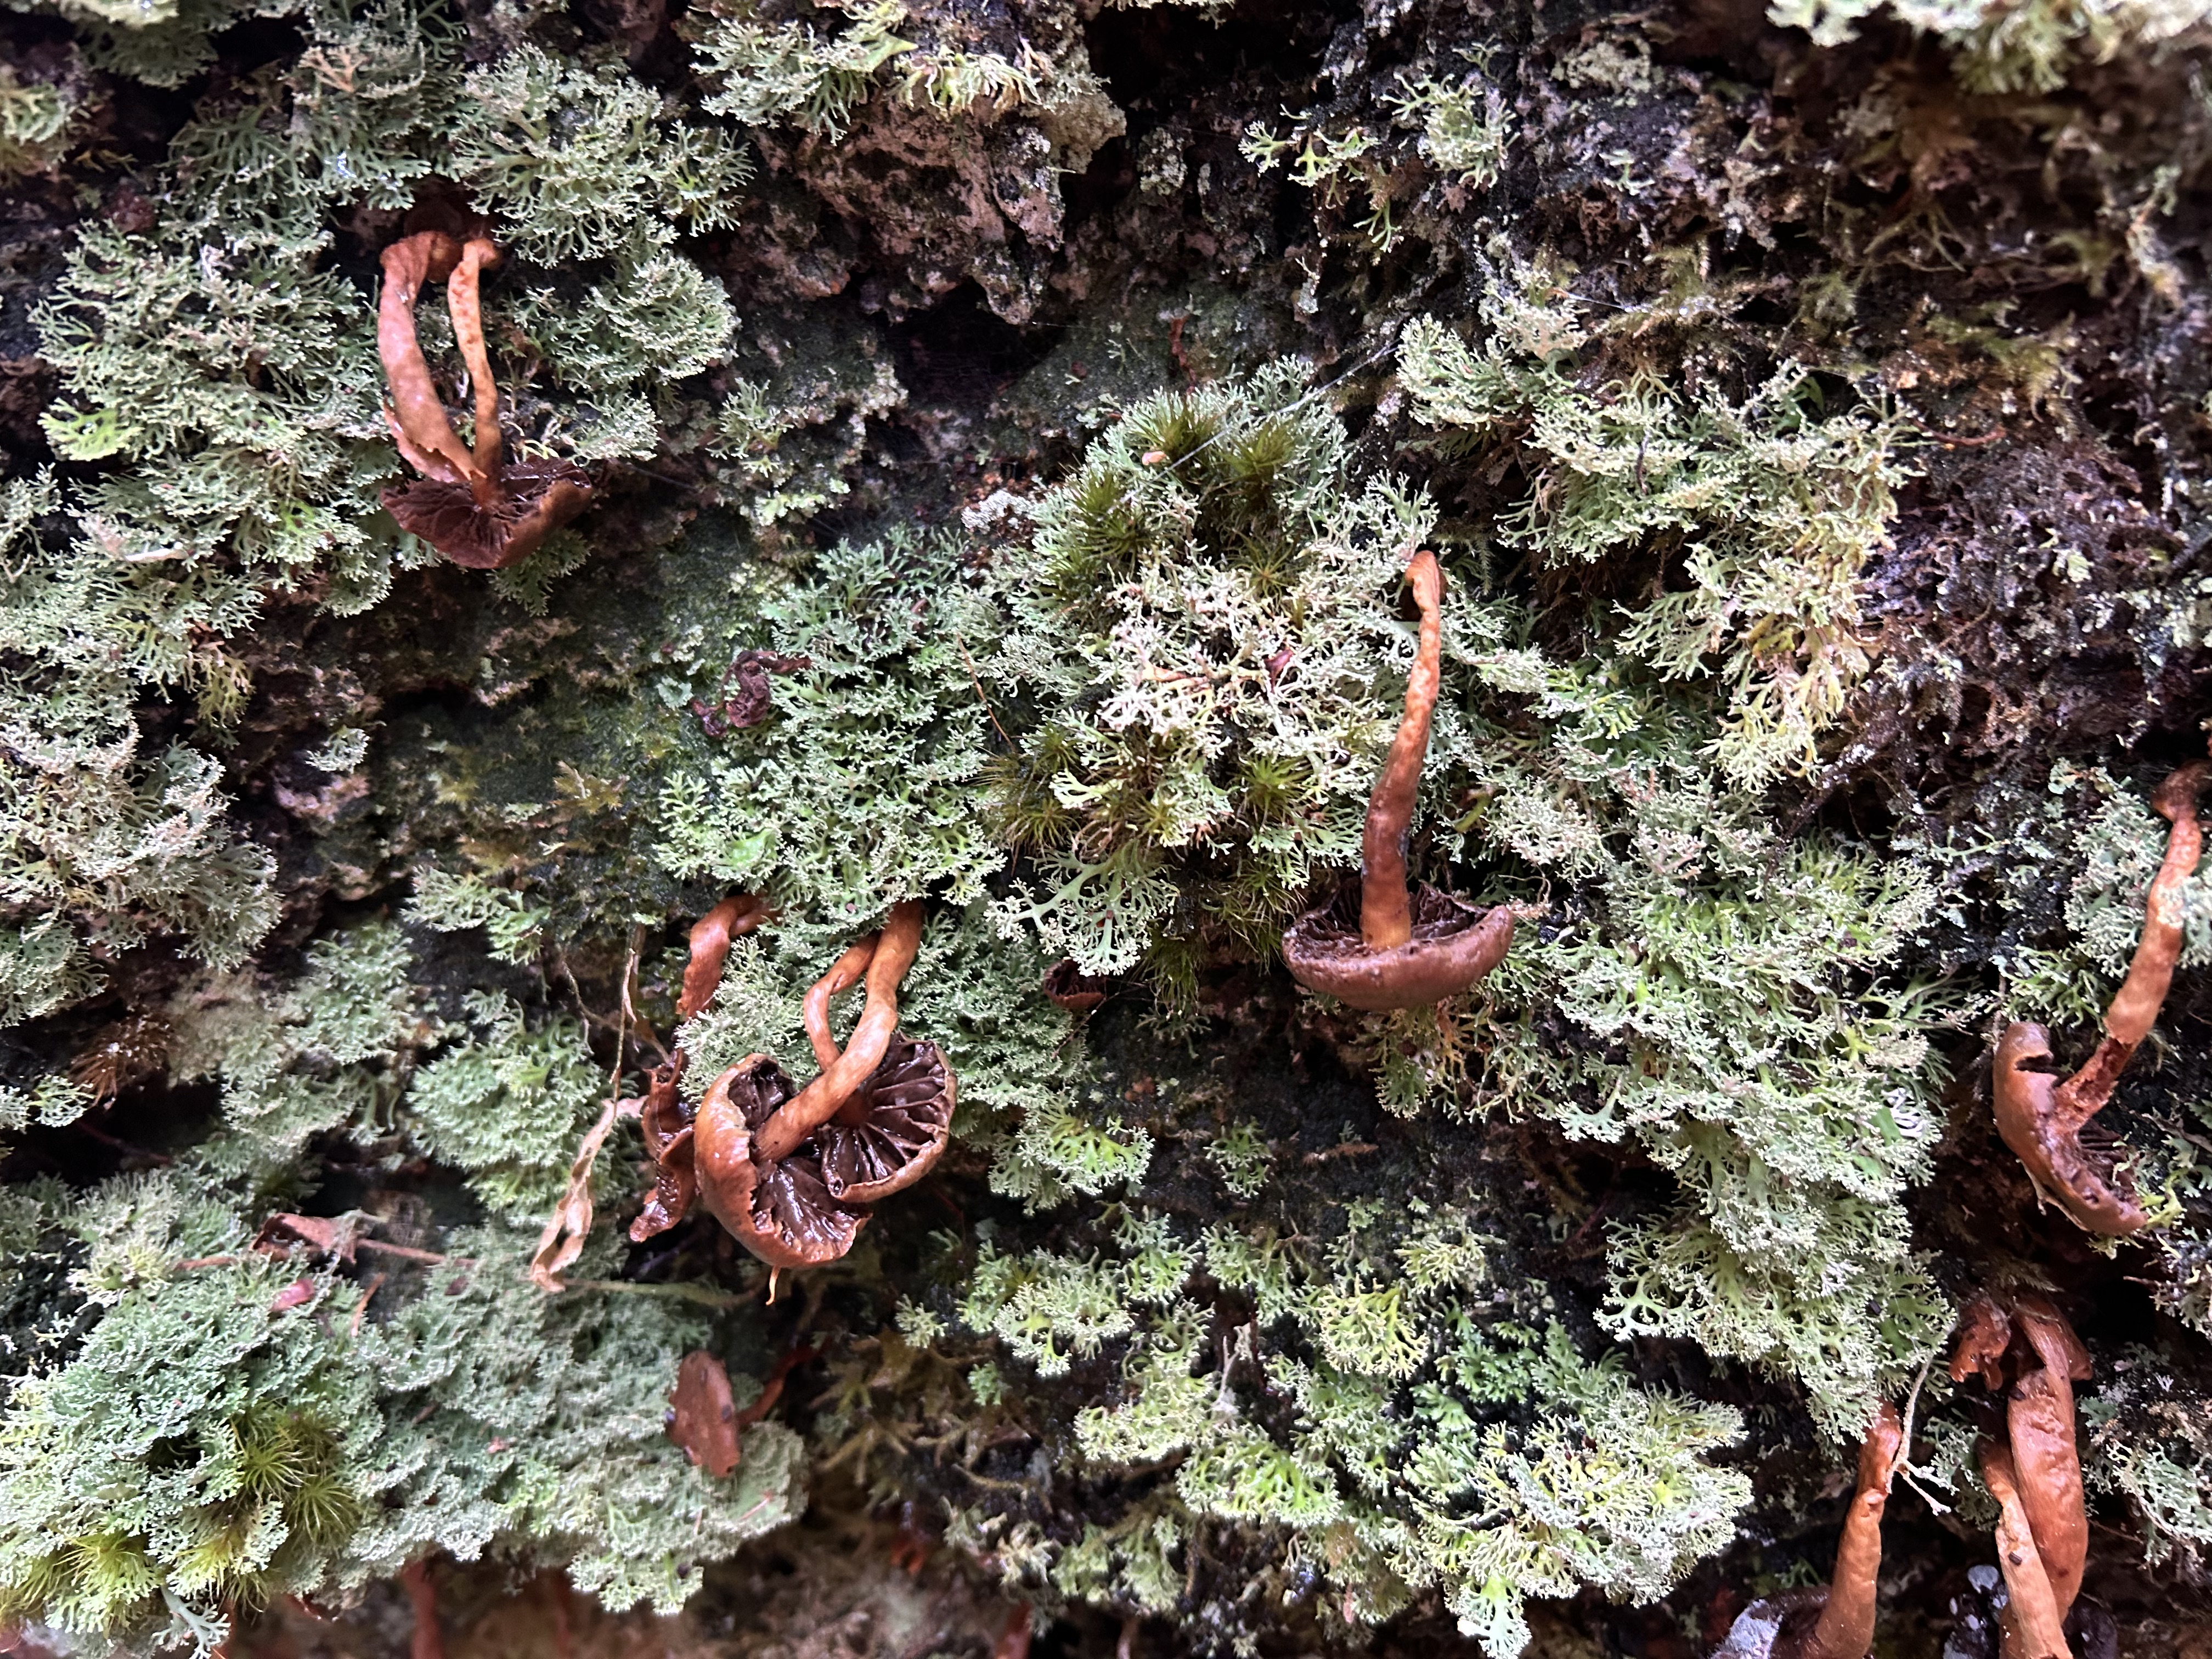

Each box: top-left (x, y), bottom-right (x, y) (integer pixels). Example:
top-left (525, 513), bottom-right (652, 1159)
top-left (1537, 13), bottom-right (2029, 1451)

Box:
top-left (1991, 1022), bottom-right (2148, 1235)
top-left (1282, 880), bottom-right (1515, 1013)
top-left (692, 1054), bottom-right (866, 1269)
top-left (816, 1036), bottom-right (956, 1203)
top-left (382, 458), bottom-right (594, 572)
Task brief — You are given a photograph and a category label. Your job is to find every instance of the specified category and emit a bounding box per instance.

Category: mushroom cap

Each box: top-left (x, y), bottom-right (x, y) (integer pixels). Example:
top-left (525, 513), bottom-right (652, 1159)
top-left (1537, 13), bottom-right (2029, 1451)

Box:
top-left (693, 1055), bottom-right (867, 1269)
top-left (815, 1036), bottom-right (955, 1204)
top-left (1282, 882), bottom-right (1514, 1012)
top-left (1042, 959), bottom-right (1108, 1013)
top-left (1991, 1022), bottom-right (2148, 1235)
top-left (382, 459), bottom-right (594, 571)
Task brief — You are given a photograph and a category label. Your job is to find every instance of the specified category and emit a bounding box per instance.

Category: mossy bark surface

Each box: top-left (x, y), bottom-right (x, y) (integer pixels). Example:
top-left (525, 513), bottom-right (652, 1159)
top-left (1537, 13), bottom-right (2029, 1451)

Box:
top-left (4, 0), bottom-right (2212, 1655)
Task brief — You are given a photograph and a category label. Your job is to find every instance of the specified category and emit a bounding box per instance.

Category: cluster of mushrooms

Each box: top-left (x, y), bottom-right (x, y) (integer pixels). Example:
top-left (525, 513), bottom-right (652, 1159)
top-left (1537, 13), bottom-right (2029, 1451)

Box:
top-left (376, 229), bottom-right (594, 569)
top-left (634, 896), bottom-right (956, 1280)
top-left (1721, 757), bottom-right (2207, 1657)
top-left (1717, 1293), bottom-right (2098, 1659)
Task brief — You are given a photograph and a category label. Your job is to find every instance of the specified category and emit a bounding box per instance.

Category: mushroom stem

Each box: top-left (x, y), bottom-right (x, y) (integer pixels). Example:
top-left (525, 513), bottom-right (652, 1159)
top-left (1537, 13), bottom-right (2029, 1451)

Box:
top-left (1359, 550), bottom-right (1443, 954)
top-left (755, 901), bottom-right (923, 1160)
top-left (678, 894), bottom-right (769, 1022)
top-left (805, 934), bottom-right (881, 1071)
top-left (1979, 1440), bottom-right (2070, 1659)
top-left (1798, 1400), bottom-right (1903, 1659)
top-left (2008, 1299), bottom-right (2092, 1622)
top-left (445, 236), bottom-right (506, 490)
top-left (2052, 758), bottom-right (2207, 1132)
top-left (377, 233), bottom-right (477, 487)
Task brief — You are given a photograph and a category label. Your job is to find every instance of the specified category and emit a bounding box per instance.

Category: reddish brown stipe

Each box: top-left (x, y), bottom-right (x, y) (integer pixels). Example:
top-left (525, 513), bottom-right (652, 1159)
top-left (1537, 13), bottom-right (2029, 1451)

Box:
top-left (1282, 551), bottom-right (1513, 1011)
top-left (679, 894), bottom-right (769, 1022)
top-left (1991, 759), bottom-right (2207, 1235)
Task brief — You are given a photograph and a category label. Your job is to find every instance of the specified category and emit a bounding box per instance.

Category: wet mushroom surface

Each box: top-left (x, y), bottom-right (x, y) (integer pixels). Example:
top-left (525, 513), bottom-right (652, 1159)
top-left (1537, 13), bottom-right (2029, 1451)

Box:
top-left (1282, 550), bottom-right (1514, 1011)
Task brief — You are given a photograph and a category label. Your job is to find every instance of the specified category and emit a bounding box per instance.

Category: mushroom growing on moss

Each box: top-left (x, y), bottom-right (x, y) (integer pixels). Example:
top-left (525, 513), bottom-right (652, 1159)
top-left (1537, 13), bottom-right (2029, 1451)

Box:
top-left (686, 902), bottom-right (954, 1273)
top-left (376, 229), bottom-right (593, 571)
top-left (1712, 1401), bottom-right (1903, 1659)
top-left (1282, 550), bottom-right (1513, 1011)
top-left (1992, 759), bottom-right (2208, 1234)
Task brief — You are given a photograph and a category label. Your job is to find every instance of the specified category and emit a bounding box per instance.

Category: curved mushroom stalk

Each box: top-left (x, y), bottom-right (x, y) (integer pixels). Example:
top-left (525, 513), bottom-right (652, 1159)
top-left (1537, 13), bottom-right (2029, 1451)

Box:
top-left (756, 900), bottom-right (925, 1160)
top-left (376, 230), bottom-right (594, 571)
top-left (679, 894), bottom-right (770, 1022)
top-left (692, 1055), bottom-right (868, 1270)
top-left (1283, 551), bottom-right (1514, 1011)
top-left (1991, 759), bottom-right (2206, 1235)
top-left (1711, 1402), bottom-right (1903, 1659)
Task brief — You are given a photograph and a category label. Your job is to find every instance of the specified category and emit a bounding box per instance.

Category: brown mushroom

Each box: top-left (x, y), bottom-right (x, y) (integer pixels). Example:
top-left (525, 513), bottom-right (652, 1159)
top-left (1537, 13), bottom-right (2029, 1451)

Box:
top-left (1949, 1293), bottom-right (2095, 1636)
top-left (2007, 1297), bottom-right (2092, 1622)
top-left (687, 901), bottom-right (952, 1271)
top-left (1282, 551), bottom-right (1513, 1011)
top-left (1993, 760), bottom-right (2206, 1235)
top-left (1711, 1402), bottom-right (1903, 1659)
top-left (1949, 1293), bottom-right (2013, 1392)
top-left (679, 894), bottom-right (769, 1022)
top-left (1979, 1438), bottom-right (2071, 1659)
top-left (628, 1058), bottom-right (696, 1244)
top-left (816, 1035), bottom-right (956, 1203)
top-left (667, 1350), bottom-right (740, 1477)
top-left (690, 1052), bottom-right (868, 1270)
top-left (375, 230), bottom-right (593, 571)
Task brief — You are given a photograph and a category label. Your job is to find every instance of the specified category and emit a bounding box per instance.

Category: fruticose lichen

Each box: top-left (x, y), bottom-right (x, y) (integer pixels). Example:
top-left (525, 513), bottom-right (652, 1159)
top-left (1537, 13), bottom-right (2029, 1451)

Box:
top-left (8, 0), bottom-right (2212, 1653)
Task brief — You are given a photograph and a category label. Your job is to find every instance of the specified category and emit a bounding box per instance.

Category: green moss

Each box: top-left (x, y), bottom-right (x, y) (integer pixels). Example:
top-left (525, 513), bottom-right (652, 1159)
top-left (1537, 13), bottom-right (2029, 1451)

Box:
top-left (976, 363), bottom-right (1441, 988)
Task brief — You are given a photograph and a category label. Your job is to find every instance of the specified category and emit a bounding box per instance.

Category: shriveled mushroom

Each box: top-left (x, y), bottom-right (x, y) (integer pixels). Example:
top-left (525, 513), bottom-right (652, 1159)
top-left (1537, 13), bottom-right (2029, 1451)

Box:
top-left (1711, 1402), bottom-right (1903, 1659)
top-left (1282, 551), bottom-right (1513, 1011)
top-left (1992, 759), bottom-right (2207, 1235)
top-left (691, 902), bottom-right (951, 1270)
top-left (629, 1059), bottom-right (696, 1244)
top-left (691, 1053), bottom-right (868, 1270)
top-left (1950, 1292), bottom-right (2095, 1638)
top-left (2007, 1297), bottom-right (2092, 1622)
top-left (376, 230), bottom-right (593, 571)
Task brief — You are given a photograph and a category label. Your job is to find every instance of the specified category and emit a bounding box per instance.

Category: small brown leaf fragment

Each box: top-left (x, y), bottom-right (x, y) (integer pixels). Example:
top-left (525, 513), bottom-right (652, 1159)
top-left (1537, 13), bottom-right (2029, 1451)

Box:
top-left (692, 650), bottom-right (814, 737)
top-left (679, 894), bottom-right (769, 1022)
top-left (254, 1212), bottom-right (357, 1264)
top-left (270, 1277), bottom-right (317, 1313)
top-left (668, 1350), bottom-right (740, 1477)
